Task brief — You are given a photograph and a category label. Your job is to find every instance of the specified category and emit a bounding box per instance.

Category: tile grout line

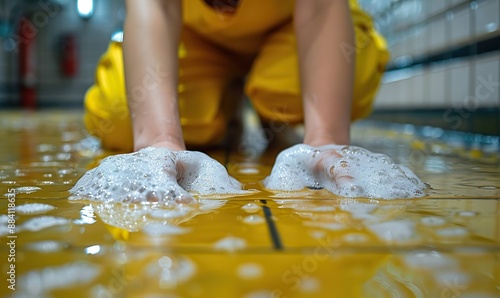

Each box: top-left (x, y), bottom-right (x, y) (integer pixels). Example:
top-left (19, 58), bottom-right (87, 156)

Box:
top-left (222, 119), bottom-right (284, 250)
top-left (260, 199), bottom-right (283, 250)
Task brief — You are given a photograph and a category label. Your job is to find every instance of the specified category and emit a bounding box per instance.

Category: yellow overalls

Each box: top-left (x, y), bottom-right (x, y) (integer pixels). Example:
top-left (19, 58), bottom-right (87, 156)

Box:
top-left (84, 0), bottom-right (389, 151)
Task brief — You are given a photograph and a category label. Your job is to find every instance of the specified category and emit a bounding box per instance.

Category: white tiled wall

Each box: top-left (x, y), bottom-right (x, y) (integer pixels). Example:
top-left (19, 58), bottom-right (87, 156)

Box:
top-left (426, 63), bottom-right (448, 107)
top-left (429, 15), bottom-right (447, 54)
top-left (450, 6), bottom-right (471, 45)
top-left (0, 0), bottom-right (125, 106)
top-left (449, 59), bottom-right (471, 107)
top-left (371, 0), bottom-right (500, 110)
top-left (1, 0), bottom-right (498, 110)
top-left (475, 0), bottom-right (500, 36)
top-left (475, 52), bottom-right (500, 107)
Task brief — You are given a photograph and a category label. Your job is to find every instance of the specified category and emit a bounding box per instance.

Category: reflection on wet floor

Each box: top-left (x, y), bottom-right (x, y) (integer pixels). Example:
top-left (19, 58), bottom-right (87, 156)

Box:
top-left (0, 111), bottom-right (499, 297)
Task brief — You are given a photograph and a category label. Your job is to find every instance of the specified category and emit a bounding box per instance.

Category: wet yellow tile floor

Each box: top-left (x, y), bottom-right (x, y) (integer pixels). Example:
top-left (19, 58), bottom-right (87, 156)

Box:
top-left (0, 110), bottom-right (499, 297)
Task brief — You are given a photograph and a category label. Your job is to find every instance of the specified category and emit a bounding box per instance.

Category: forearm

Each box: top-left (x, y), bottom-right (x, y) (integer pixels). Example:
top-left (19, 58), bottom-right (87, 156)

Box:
top-left (295, 0), bottom-right (354, 146)
top-left (123, 0), bottom-right (184, 151)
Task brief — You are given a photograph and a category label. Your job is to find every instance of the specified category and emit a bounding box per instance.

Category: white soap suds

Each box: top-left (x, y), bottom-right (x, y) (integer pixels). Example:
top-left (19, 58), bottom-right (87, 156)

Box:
top-left (237, 263), bottom-right (263, 279)
top-left (144, 256), bottom-right (196, 289)
top-left (142, 222), bottom-right (189, 236)
top-left (435, 227), bottom-right (469, 238)
top-left (343, 233), bottom-right (369, 243)
top-left (340, 202), bottom-right (378, 220)
top-left (242, 215), bottom-right (265, 225)
top-left (69, 147), bottom-right (249, 206)
top-left (21, 216), bottom-right (70, 232)
top-left (457, 211), bottom-right (477, 217)
top-left (166, 258), bottom-right (196, 284)
top-left (94, 199), bottom-right (225, 232)
top-left (304, 221), bottom-right (345, 231)
top-left (198, 199), bottom-right (227, 211)
top-left (239, 167), bottom-right (260, 175)
top-left (94, 203), bottom-right (149, 232)
top-left (69, 147), bottom-right (248, 234)
top-left (403, 251), bottom-right (457, 269)
top-left (214, 236), bottom-right (247, 252)
top-left (368, 220), bottom-right (417, 243)
top-left (14, 186), bottom-right (41, 194)
top-left (264, 144), bottom-right (427, 199)
top-left (175, 150), bottom-right (249, 195)
top-left (0, 226), bottom-right (9, 237)
top-left (421, 216), bottom-right (446, 226)
top-left (434, 271), bottom-right (471, 287)
top-left (0, 214), bottom-right (8, 224)
top-left (18, 262), bottom-right (100, 296)
top-left (299, 277), bottom-right (320, 293)
top-left (459, 293), bottom-right (497, 298)
top-left (25, 241), bottom-right (67, 253)
top-left (149, 209), bottom-right (193, 219)
top-left (242, 203), bottom-right (260, 213)
top-left (243, 291), bottom-right (275, 298)
top-left (17, 203), bottom-right (56, 215)
top-left (309, 230), bottom-right (327, 239)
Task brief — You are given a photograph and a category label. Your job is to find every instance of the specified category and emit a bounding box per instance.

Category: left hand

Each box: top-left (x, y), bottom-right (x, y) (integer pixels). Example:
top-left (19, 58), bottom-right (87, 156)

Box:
top-left (70, 147), bottom-right (250, 206)
top-left (264, 144), bottom-right (426, 199)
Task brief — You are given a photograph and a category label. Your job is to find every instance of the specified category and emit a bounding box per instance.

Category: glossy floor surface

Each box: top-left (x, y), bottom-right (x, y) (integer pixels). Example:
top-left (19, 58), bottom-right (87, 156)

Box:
top-left (0, 110), bottom-right (499, 298)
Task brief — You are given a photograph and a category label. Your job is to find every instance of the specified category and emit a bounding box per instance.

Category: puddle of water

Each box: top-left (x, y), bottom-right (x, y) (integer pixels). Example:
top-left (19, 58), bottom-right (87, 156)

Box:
top-left (0, 111), bottom-right (499, 297)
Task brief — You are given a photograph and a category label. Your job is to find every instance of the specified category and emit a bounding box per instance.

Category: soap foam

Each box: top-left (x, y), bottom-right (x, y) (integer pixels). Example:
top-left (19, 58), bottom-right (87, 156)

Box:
top-left (69, 147), bottom-right (249, 206)
top-left (19, 262), bottom-right (100, 296)
top-left (264, 144), bottom-right (426, 199)
top-left (17, 203), bottom-right (56, 215)
top-left (213, 236), bottom-right (247, 252)
top-left (237, 263), bottom-right (263, 279)
top-left (368, 220), bottom-right (417, 243)
top-left (25, 240), bottom-right (67, 253)
top-left (94, 198), bottom-right (225, 232)
top-left (21, 216), bottom-right (70, 232)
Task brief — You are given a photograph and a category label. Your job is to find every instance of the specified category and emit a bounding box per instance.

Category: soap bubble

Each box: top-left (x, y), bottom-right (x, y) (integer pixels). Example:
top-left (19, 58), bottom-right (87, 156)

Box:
top-left (264, 144), bottom-right (426, 199)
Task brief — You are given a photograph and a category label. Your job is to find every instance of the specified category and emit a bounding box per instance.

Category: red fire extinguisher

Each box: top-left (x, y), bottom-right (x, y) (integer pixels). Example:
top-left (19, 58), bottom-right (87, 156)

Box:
top-left (18, 17), bottom-right (37, 109)
top-left (60, 33), bottom-right (78, 77)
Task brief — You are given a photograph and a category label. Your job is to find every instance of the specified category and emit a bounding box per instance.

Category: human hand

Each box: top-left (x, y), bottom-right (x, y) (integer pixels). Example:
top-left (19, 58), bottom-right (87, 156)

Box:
top-left (70, 147), bottom-right (248, 206)
top-left (264, 144), bottom-right (426, 199)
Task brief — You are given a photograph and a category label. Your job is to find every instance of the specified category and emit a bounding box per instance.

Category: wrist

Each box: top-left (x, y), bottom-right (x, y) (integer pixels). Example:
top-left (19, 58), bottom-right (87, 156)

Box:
top-left (134, 134), bottom-right (185, 151)
top-left (303, 129), bottom-right (350, 147)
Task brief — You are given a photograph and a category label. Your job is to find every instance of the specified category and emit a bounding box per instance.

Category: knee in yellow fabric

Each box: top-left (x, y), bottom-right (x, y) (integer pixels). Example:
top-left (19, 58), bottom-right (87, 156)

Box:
top-left (84, 42), bottom-right (133, 152)
top-left (249, 90), bottom-right (304, 125)
top-left (179, 82), bottom-right (227, 146)
top-left (85, 40), bottom-right (233, 151)
top-left (351, 24), bottom-right (390, 120)
top-left (245, 15), bottom-right (389, 125)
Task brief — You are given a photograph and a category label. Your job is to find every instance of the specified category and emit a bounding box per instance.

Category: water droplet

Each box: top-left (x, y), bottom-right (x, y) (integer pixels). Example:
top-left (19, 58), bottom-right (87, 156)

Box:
top-left (436, 227), bottom-right (469, 238)
top-left (479, 185), bottom-right (497, 190)
top-left (421, 216), bottom-right (446, 226)
top-left (237, 263), bottom-right (263, 279)
top-left (17, 203), bottom-right (56, 215)
top-left (242, 215), bottom-right (265, 225)
top-left (457, 211), bottom-right (477, 217)
top-left (25, 240), bottom-right (67, 253)
top-left (343, 233), bottom-right (368, 243)
top-left (214, 236), bottom-right (247, 252)
top-left (158, 256), bottom-right (173, 268)
top-left (145, 191), bottom-right (159, 203)
top-left (349, 185), bottom-right (365, 196)
top-left (242, 203), bottom-right (260, 213)
top-left (22, 216), bottom-right (70, 232)
top-left (239, 167), bottom-right (259, 175)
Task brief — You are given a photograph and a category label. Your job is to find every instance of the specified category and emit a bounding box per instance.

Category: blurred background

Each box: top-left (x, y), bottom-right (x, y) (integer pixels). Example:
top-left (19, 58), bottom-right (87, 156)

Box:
top-left (0, 0), bottom-right (498, 135)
